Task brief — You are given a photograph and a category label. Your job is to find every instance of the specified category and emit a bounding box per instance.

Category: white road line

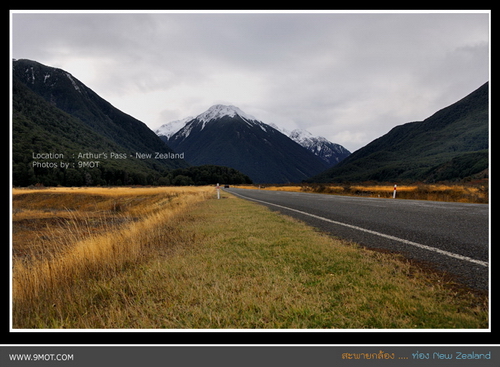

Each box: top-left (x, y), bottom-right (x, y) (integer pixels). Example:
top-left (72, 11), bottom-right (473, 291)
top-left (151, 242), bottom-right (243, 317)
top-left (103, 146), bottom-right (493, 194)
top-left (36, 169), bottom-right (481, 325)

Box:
top-left (230, 190), bottom-right (489, 267)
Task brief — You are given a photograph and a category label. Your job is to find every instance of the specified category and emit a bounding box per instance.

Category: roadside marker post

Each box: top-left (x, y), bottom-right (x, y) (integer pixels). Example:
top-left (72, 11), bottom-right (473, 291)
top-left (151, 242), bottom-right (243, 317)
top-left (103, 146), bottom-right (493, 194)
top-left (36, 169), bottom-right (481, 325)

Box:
top-left (393, 184), bottom-right (397, 199)
top-left (216, 183), bottom-right (220, 199)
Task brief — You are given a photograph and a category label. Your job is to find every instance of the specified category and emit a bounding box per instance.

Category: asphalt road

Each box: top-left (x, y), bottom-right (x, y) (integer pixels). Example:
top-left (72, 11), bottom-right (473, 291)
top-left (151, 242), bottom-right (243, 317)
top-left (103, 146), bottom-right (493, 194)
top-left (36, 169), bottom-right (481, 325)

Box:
top-left (225, 188), bottom-right (489, 290)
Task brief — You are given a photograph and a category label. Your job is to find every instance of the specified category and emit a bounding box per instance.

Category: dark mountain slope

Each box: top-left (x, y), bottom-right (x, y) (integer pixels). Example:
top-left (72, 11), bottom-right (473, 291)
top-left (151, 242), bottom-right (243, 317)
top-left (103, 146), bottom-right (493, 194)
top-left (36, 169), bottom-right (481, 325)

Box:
top-left (12, 59), bottom-right (188, 186)
top-left (167, 105), bottom-right (329, 183)
top-left (309, 82), bottom-right (489, 183)
top-left (13, 59), bottom-right (184, 159)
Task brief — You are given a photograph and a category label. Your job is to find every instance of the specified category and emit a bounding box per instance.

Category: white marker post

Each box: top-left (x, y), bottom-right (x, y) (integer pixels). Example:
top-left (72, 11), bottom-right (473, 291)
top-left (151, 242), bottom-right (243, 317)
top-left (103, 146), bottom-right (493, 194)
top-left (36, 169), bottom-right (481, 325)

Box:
top-left (216, 183), bottom-right (220, 199)
top-left (393, 184), bottom-right (397, 199)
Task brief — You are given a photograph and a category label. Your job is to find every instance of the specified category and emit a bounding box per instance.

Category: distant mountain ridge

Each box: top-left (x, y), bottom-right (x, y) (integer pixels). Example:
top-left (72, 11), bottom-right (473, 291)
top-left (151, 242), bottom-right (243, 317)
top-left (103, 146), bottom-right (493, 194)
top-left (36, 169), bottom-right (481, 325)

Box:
top-left (309, 82), bottom-right (489, 183)
top-left (160, 105), bottom-right (333, 183)
top-left (270, 125), bottom-right (351, 167)
top-left (156, 117), bottom-right (193, 139)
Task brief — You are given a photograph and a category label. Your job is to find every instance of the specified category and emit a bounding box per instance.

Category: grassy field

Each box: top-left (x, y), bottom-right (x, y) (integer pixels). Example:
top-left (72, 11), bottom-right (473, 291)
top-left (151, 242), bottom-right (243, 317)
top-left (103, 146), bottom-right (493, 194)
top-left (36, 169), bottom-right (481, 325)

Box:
top-left (12, 187), bottom-right (487, 329)
top-left (12, 186), bottom-right (214, 327)
top-left (236, 182), bottom-right (489, 203)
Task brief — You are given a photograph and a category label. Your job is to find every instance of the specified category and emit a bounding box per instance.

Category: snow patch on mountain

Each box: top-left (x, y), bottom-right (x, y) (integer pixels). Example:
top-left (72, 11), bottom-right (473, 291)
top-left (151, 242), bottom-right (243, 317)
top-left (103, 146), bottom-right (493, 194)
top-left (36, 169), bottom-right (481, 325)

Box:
top-left (289, 129), bottom-right (319, 146)
top-left (196, 104), bottom-right (259, 124)
top-left (268, 123), bottom-right (290, 136)
top-left (65, 73), bottom-right (81, 93)
top-left (155, 116), bottom-right (193, 139)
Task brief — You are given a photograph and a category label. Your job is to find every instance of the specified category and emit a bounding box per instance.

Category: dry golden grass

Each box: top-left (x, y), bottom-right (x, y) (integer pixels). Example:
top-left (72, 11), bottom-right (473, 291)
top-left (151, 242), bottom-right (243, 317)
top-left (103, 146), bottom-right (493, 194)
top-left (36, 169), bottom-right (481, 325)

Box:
top-left (12, 186), bottom-right (214, 327)
top-left (235, 182), bottom-right (488, 203)
top-left (12, 186), bottom-right (213, 259)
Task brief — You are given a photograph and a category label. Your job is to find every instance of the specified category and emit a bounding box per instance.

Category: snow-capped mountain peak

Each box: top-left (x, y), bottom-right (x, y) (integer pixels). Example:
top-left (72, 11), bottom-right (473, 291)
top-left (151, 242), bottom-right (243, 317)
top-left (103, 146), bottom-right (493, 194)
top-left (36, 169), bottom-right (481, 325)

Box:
top-left (155, 104), bottom-right (350, 168)
top-left (196, 104), bottom-right (259, 123)
top-left (156, 105), bottom-right (260, 139)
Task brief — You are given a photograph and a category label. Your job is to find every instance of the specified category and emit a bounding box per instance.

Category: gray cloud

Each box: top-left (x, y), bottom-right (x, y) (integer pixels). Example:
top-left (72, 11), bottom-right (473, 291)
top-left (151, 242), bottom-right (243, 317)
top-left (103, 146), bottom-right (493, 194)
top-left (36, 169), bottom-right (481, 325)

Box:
top-left (11, 11), bottom-right (489, 152)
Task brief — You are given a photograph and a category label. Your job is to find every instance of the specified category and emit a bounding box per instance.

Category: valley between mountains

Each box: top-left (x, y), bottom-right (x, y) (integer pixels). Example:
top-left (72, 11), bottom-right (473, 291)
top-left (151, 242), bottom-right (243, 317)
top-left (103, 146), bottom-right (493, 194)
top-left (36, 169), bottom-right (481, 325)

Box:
top-left (13, 59), bottom-right (487, 187)
top-left (11, 59), bottom-right (489, 331)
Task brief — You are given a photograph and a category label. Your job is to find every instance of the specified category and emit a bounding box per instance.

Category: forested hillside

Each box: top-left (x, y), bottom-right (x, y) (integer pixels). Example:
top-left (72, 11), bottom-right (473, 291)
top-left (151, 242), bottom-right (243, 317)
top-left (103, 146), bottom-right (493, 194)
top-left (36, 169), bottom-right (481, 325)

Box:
top-left (12, 59), bottom-right (188, 186)
top-left (309, 82), bottom-right (489, 183)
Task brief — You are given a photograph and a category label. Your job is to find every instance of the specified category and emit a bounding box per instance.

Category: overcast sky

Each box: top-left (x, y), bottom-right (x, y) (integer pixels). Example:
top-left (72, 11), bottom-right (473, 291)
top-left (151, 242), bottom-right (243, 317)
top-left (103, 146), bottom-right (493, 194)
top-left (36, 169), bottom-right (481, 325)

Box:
top-left (10, 11), bottom-right (489, 152)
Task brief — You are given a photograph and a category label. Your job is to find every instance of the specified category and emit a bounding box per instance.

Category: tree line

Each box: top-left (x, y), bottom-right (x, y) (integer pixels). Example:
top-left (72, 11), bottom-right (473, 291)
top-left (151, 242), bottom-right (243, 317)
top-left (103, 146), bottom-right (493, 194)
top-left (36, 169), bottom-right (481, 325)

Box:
top-left (13, 164), bottom-right (252, 187)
